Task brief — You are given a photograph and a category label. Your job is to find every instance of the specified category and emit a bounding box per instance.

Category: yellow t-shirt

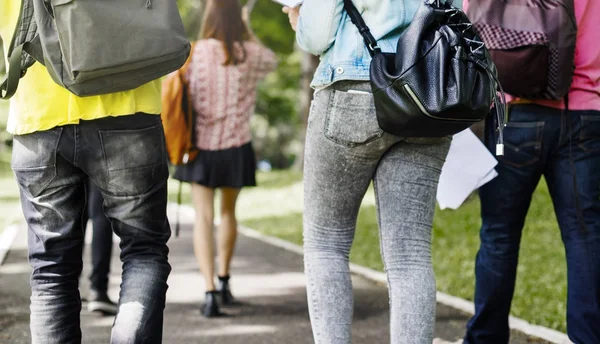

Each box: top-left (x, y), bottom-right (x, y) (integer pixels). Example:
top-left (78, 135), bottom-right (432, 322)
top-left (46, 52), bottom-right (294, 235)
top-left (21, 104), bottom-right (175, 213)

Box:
top-left (0, 1), bottom-right (162, 135)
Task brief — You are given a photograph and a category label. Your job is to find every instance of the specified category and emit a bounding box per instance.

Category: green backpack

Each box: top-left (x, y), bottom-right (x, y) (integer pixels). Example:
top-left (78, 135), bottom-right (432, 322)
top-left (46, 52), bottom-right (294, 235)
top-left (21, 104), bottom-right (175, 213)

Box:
top-left (1, 0), bottom-right (190, 100)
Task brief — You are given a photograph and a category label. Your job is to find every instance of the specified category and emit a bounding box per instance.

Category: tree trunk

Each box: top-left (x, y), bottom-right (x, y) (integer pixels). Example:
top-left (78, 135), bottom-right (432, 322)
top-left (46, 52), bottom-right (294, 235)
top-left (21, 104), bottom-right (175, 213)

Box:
top-left (292, 52), bottom-right (320, 171)
top-left (246, 0), bottom-right (258, 12)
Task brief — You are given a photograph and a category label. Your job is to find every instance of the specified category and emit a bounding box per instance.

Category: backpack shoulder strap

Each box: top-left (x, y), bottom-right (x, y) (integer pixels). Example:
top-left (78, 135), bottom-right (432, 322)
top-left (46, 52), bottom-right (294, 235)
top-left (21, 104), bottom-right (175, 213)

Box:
top-left (1, 0), bottom-right (40, 100)
top-left (1, 43), bottom-right (26, 99)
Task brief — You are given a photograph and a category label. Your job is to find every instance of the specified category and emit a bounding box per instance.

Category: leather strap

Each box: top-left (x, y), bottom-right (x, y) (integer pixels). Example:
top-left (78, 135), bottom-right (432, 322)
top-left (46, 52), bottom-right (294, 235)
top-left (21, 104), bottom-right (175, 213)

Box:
top-left (175, 180), bottom-right (183, 238)
top-left (180, 42), bottom-right (196, 160)
top-left (341, 0), bottom-right (381, 56)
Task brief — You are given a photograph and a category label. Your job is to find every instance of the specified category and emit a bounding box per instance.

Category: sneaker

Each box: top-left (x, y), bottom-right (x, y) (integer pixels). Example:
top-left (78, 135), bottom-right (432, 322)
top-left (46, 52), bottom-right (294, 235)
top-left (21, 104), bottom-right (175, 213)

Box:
top-left (87, 290), bottom-right (118, 316)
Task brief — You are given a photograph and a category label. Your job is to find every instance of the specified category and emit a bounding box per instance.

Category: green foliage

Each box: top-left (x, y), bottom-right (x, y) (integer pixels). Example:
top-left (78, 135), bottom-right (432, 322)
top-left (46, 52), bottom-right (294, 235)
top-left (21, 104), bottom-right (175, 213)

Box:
top-left (177, 0), bottom-right (296, 54)
top-left (256, 52), bottom-right (301, 125)
top-left (250, 3), bottom-right (301, 167)
top-left (249, 1), bottom-right (297, 55)
top-left (176, 0), bottom-right (204, 39)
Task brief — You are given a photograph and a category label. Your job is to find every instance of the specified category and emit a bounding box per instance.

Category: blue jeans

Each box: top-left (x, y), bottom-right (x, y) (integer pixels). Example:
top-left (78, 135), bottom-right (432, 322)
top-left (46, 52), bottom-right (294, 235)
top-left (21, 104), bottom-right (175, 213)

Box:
top-left (465, 104), bottom-right (600, 344)
top-left (12, 114), bottom-right (172, 344)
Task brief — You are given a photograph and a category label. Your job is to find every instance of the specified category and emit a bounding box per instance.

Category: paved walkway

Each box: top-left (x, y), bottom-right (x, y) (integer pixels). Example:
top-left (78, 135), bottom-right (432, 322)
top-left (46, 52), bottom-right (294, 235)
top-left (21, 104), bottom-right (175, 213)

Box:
top-left (0, 210), bottom-right (549, 343)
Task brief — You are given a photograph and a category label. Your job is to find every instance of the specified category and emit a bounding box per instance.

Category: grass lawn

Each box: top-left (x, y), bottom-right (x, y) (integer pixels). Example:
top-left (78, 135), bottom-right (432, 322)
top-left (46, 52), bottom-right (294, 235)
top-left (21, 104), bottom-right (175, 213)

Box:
top-left (173, 169), bottom-right (567, 333)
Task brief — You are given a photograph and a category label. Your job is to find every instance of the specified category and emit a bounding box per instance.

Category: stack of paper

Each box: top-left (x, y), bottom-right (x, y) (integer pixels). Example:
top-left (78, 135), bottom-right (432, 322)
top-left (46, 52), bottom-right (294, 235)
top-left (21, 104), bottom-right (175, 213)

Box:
top-left (437, 129), bottom-right (498, 210)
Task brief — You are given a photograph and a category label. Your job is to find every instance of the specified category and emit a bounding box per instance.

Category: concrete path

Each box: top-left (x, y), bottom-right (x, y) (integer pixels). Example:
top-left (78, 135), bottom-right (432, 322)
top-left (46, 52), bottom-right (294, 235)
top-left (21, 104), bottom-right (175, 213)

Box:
top-left (0, 211), bottom-right (550, 343)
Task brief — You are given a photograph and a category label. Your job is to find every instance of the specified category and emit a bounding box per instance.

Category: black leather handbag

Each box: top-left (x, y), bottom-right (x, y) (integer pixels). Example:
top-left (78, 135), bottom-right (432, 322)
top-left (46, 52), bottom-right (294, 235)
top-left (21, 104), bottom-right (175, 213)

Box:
top-left (342, 0), bottom-right (506, 154)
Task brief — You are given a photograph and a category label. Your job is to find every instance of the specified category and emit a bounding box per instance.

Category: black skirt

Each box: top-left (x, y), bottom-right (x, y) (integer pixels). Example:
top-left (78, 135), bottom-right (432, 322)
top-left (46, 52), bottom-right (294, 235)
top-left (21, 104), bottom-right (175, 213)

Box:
top-left (173, 142), bottom-right (257, 189)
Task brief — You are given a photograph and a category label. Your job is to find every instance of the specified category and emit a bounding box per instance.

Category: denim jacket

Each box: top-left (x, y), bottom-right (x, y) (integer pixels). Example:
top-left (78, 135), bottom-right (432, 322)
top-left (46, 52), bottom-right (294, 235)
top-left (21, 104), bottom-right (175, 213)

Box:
top-left (297, 0), bottom-right (462, 88)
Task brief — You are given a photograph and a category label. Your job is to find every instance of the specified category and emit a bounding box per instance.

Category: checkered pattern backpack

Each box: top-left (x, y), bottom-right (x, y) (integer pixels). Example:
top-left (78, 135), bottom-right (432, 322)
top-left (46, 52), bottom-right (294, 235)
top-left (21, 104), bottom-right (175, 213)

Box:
top-left (467, 0), bottom-right (577, 100)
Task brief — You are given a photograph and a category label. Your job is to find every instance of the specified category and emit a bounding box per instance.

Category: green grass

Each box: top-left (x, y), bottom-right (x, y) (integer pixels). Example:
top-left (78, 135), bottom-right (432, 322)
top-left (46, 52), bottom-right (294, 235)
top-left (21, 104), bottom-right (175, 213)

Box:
top-left (180, 169), bottom-right (567, 333)
top-left (433, 182), bottom-right (566, 331)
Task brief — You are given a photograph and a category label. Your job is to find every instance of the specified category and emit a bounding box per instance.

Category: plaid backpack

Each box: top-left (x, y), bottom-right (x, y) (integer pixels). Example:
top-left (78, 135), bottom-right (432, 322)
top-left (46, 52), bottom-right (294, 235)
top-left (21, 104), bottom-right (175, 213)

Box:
top-left (1, 0), bottom-right (190, 100)
top-left (467, 0), bottom-right (577, 100)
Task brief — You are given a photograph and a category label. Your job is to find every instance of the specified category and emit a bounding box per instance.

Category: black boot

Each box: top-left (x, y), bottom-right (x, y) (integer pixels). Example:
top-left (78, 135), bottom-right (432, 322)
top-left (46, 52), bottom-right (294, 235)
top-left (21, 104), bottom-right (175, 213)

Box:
top-left (87, 289), bottom-right (118, 316)
top-left (202, 291), bottom-right (222, 317)
top-left (218, 275), bottom-right (235, 305)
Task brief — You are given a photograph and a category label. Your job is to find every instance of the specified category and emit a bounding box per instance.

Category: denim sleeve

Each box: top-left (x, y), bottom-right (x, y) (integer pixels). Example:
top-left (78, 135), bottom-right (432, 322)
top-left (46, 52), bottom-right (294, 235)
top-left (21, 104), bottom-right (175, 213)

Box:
top-left (296, 0), bottom-right (344, 55)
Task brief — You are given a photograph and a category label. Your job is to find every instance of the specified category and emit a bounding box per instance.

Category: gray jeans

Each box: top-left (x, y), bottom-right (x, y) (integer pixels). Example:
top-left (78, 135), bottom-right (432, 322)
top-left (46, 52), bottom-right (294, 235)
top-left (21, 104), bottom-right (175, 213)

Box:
top-left (12, 114), bottom-right (171, 343)
top-left (303, 81), bottom-right (450, 344)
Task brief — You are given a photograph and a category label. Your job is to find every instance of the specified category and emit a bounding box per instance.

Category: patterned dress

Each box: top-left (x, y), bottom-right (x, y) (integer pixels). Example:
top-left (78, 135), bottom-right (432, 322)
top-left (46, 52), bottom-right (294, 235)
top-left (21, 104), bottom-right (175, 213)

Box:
top-left (186, 39), bottom-right (278, 150)
top-left (173, 39), bottom-right (277, 188)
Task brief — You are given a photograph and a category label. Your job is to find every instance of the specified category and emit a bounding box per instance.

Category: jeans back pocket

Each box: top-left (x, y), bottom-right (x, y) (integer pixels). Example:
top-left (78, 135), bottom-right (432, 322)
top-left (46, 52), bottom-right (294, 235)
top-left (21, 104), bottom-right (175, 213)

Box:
top-left (324, 90), bottom-right (383, 147)
top-left (498, 121), bottom-right (545, 168)
top-left (12, 128), bottom-right (63, 198)
top-left (99, 123), bottom-right (167, 196)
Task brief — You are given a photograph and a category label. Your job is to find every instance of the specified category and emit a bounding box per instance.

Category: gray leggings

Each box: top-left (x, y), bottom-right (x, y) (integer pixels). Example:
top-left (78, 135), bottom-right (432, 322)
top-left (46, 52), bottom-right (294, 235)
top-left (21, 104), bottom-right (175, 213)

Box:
top-left (303, 81), bottom-right (450, 344)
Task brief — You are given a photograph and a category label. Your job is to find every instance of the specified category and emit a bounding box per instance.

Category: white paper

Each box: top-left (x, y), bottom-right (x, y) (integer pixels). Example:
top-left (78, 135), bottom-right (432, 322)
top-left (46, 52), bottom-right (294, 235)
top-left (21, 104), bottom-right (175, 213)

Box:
top-left (479, 169), bottom-right (498, 188)
top-left (437, 129), bottom-right (499, 210)
top-left (272, 0), bottom-right (303, 7)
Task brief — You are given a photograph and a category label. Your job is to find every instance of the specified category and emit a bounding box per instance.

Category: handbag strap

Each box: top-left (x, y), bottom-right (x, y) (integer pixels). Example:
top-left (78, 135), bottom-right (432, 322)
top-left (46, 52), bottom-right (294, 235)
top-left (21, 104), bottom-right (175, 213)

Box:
top-left (342, 0), bottom-right (381, 56)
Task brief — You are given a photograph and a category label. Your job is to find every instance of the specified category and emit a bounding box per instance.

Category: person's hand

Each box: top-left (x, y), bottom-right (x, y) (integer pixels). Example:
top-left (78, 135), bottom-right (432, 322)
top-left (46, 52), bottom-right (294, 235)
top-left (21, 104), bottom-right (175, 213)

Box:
top-left (282, 6), bottom-right (301, 32)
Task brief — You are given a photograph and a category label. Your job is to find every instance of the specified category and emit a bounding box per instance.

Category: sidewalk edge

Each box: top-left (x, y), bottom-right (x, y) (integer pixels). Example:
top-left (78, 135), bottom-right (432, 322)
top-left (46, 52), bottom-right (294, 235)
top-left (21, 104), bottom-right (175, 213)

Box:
top-left (237, 225), bottom-right (572, 344)
top-left (0, 224), bottom-right (19, 265)
top-left (173, 203), bottom-right (572, 344)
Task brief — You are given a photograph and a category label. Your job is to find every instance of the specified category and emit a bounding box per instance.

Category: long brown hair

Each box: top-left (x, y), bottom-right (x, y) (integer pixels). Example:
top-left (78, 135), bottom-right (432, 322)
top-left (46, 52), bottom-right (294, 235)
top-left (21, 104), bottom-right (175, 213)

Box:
top-left (200, 0), bottom-right (249, 66)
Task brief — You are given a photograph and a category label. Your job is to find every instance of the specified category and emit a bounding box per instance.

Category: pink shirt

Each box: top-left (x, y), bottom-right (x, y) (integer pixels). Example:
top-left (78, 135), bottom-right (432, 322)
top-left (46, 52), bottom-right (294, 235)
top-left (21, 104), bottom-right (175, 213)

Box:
top-left (186, 39), bottom-right (277, 151)
top-left (463, 0), bottom-right (600, 111)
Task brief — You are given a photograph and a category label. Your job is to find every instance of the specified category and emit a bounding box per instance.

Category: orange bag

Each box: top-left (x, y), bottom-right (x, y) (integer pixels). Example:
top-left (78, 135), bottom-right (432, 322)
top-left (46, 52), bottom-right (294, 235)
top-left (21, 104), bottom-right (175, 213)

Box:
top-left (161, 43), bottom-right (198, 166)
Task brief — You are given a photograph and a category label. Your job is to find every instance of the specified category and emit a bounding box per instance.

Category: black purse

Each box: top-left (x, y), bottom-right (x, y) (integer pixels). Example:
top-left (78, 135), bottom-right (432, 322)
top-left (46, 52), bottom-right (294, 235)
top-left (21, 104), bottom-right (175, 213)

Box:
top-left (342, 0), bottom-right (506, 154)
